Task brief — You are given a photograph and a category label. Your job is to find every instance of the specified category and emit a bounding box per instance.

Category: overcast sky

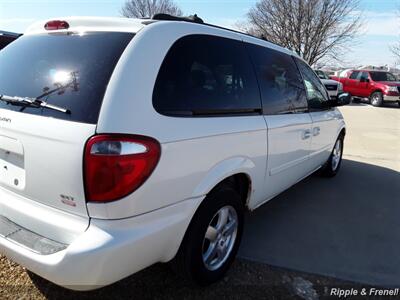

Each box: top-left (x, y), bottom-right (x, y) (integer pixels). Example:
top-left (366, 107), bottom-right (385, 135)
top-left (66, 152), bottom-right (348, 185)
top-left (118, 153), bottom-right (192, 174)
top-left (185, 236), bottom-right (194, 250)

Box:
top-left (0, 0), bottom-right (398, 67)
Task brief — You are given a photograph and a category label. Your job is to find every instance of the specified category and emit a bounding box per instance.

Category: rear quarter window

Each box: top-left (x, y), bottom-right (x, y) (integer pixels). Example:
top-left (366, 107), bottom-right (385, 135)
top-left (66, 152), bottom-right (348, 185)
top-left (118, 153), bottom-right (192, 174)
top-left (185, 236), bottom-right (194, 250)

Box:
top-left (0, 32), bottom-right (133, 124)
top-left (153, 35), bottom-right (262, 116)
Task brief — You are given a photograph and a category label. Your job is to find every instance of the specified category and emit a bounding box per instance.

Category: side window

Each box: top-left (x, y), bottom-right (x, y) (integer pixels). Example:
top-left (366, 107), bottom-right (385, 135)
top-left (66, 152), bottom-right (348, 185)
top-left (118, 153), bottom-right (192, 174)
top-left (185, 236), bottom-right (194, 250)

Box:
top-left (247, 43), bottom-right (308, 115)
top-left (153, 35), bottom-right (261, 116)
top-left (359, 72), bottom-right (369, 81)
top-left (295, 58), bottom-right (330, 110)
top-left (349, 71), bottom-right (360, 80)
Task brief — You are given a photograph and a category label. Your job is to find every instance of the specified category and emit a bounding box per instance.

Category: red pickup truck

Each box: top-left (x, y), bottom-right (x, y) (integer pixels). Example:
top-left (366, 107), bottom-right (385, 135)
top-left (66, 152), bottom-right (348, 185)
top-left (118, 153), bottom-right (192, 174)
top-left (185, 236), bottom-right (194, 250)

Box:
top-left (331, 70), bottom-right (400, 107)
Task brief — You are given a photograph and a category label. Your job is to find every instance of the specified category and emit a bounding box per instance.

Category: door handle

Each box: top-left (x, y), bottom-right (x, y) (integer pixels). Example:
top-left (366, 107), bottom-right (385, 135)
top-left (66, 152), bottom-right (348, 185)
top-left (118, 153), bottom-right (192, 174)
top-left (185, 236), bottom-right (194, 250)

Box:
top-left (313, 127), bottom-right (321, 136)
top-left (302, 129), bottom-right (311, 140)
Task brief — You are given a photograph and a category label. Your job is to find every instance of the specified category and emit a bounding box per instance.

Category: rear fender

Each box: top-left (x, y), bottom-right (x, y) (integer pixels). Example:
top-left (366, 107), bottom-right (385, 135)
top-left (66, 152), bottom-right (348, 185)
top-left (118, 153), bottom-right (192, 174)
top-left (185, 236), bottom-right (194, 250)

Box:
top-left (192, 156), bottom-right (255, 204)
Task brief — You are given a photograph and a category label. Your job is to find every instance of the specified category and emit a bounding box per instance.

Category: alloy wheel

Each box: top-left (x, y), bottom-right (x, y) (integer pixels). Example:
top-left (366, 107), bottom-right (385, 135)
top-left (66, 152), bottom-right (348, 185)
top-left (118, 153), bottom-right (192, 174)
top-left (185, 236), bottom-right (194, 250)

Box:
top-left (331, 139), bottom-right (342, 171)
top-left (202, 206), bottom-right (238, 271)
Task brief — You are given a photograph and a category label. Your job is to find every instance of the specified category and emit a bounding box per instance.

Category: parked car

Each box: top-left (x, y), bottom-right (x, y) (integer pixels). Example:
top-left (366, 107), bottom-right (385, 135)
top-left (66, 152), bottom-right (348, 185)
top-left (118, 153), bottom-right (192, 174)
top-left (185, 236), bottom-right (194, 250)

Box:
top-left (314, 70), bottom-right (343, 99)
top-left (0, 16), bottom-right (349, 290)
top-left (330, 70), bottom-right (400, 107)
top-left (0, 31), bottom-right (20, 50)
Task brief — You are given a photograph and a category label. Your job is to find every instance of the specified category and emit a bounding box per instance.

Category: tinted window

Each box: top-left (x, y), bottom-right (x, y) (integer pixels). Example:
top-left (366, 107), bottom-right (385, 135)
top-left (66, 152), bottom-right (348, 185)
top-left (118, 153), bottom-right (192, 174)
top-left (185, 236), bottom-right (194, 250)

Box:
top-left (0, 34), bottom-right (19, 50)
top-left (0, 32), bottom-right (133, 124)
top-left (247, 44), bottom-right (308, 115)
top-left (349, 71), bottom-right (360, 80)
top-left (153, 35), bottom-right (261, 116)
top-left (359, 72), bottom-right (369, 81)
top-left (315, 70), bottom-right (329, 80)
top-left (370, 72), bottom-right (396, 82)
top-left (295, 58), bottom-right (329, 110)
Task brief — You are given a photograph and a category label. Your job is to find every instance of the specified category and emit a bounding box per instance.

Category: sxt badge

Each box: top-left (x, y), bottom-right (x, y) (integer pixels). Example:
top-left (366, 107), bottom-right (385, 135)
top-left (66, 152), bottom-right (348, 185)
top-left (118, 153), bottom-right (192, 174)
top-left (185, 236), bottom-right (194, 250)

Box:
top-left (60, 194), bottom-right (76, 207)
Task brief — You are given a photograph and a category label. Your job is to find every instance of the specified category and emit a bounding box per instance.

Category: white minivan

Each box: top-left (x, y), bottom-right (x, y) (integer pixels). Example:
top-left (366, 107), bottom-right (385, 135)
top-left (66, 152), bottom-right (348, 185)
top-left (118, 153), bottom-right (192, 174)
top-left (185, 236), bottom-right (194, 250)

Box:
top-left (0, 15), bottom-right (349, 290)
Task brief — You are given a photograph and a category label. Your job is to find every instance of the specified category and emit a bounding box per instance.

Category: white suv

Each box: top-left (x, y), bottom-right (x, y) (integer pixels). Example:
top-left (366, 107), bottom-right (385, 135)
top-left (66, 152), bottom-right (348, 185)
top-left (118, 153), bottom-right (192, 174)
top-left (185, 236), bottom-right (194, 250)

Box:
top-left (314, 70), bottom-right (343, 99)
top-left (0, 16), bottom-right (349, 290)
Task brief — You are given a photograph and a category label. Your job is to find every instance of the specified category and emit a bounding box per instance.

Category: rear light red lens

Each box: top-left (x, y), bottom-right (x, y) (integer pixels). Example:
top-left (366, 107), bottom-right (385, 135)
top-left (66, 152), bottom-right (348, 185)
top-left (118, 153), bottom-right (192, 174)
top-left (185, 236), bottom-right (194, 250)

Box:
top-left (44, 20), bottom-right (70, 30)
top-left (84, 134), bottom-right (161, 203)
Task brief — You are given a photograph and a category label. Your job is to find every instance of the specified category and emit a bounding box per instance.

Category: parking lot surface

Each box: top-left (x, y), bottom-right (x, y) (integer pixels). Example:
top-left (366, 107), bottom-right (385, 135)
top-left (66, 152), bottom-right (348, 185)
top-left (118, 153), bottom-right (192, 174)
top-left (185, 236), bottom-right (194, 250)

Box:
top-left (239, 103), bottom-right (400, 286)
top-left (339, 103), bottom-right (399, 171)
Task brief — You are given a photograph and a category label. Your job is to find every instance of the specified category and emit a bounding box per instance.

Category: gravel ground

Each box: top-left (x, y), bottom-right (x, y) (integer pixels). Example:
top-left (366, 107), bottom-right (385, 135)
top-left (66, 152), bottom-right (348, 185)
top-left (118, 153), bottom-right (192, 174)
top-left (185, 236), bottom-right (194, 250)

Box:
top-left (0, 255), bottom-right (366, 300)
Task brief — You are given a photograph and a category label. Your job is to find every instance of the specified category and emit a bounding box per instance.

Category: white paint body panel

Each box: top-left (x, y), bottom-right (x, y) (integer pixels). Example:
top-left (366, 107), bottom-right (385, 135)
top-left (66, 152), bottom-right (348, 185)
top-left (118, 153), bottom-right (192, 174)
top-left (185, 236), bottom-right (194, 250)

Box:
top-left (25, 16), bottom-right (147, 35)
top-left (0, 197), bottom-right (202, 290)
top-left (0, 109), bottom-right (94, 217)
top-left (262, 114), bottom-right (313, 203)
top-left (0, 17), bottom-right (346, 290)
top-left (309, 108), bottom-right (345, 168)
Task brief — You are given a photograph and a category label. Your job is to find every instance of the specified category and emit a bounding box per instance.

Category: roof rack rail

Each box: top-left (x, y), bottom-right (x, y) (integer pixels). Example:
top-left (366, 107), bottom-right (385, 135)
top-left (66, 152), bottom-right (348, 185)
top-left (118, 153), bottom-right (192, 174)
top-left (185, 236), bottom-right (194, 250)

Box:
top-left (149, 13), bottom-right (284, 50)
top-left (201, 23), bottom-right (284, 49)
top-left (152, 13), bottom-right (204, 24)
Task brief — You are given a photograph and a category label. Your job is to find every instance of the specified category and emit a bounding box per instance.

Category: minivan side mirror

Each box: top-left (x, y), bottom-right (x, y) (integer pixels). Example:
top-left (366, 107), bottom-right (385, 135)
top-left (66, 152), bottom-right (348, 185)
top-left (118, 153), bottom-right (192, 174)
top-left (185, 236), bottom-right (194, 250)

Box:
top-left (329, 93), bottom-right (351, 107)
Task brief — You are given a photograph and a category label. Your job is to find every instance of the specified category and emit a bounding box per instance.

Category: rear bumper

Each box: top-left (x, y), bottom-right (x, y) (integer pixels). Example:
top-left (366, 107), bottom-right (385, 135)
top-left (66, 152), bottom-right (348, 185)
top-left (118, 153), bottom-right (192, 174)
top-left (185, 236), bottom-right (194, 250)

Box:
top-left (383, 95), bottom-right (400, 102)
top-left (0, 197), bottom-right (202, 290)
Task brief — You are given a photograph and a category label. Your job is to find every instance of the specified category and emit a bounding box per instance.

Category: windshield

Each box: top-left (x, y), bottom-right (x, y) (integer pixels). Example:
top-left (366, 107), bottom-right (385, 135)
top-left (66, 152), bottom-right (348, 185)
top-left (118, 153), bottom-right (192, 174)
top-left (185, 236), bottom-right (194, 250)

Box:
top-left (0, 32), bottom-right (133, 124)
top-left (315, 70), bottom-right (328, 80)
top-left (369, 72), bottom-right (397, 82)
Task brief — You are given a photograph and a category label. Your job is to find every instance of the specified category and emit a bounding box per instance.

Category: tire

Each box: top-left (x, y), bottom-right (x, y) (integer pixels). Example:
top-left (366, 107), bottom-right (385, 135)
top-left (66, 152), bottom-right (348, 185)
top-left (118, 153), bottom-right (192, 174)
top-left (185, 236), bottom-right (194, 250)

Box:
top-left (370, 91), bottom-right (383, 107)
top-left (320, 134), bottom-right (344, 177)
top-left (172, 184), bottom-right (244, 286)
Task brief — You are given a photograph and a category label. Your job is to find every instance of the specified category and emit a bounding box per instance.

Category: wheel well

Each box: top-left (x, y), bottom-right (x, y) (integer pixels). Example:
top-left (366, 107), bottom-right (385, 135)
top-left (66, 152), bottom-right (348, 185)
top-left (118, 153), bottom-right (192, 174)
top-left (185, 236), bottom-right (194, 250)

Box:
top-left (211, 174), bottom-right (251, 209)
top-left (340, 128), bottom-right (346, 137)
top-left (370, 89), bottom-right (383, 97)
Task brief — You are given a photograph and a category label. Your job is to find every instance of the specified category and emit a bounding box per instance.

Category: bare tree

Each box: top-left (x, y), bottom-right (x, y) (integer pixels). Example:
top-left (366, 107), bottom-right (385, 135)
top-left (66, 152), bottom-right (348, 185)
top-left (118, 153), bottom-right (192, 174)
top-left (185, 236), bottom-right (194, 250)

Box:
top-left (390, 8), bottom-right (400, 63)
top-left (391, 44), bottom-right (400, 63)
top-left (121, 0), bottom-right (183, 18)
top-left (244, 0), bottom-right (362, 66)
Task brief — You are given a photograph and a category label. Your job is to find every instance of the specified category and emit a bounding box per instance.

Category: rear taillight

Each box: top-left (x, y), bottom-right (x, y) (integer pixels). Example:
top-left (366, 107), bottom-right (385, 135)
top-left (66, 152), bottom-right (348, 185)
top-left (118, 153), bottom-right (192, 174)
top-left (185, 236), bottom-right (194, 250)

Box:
top-left (84, 134), bottom-right (161, 203)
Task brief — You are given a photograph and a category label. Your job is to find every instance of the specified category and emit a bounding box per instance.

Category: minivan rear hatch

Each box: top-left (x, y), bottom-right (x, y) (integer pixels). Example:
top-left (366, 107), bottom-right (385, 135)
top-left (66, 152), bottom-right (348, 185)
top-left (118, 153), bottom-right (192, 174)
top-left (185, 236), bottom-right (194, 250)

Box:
top-left (0, 31), bottom-right (134, 218)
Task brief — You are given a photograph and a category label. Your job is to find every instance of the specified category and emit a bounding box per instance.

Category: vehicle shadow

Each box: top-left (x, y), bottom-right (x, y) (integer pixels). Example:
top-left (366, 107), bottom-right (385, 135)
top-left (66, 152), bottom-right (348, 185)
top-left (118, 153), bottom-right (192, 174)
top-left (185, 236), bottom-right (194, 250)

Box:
top-left (349, 100), bottom-right (399, 109)
top-left (347, 102), bottom-right (369, 107)
top-left (239, 159), bottom-right (400, 286)
top-left (379, 102), bottom-right (399, 109)
top-left (25, 257), bottom-right (302, 299)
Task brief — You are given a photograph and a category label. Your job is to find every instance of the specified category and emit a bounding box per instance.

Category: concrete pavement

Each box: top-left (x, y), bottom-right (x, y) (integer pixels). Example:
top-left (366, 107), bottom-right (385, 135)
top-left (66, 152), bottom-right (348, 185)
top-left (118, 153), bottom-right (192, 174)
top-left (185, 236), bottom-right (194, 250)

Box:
top-left (239, 103), bottom-right (400, 286)
top-left (340, 102), bottom-right (399, 171)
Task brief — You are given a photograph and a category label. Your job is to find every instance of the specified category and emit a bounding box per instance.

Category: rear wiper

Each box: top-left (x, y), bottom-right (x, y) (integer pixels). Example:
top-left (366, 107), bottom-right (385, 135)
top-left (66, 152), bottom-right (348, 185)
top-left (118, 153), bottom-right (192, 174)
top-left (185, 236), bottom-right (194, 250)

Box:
top-left (0, 94), bottom-right (71, 114)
